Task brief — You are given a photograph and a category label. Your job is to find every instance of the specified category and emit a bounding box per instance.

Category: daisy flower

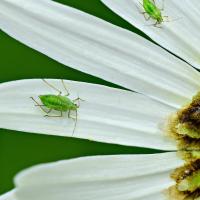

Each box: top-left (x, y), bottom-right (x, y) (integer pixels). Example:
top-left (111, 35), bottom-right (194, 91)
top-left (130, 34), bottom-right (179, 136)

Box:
top-left (0, 0), bottom-right (200, 199)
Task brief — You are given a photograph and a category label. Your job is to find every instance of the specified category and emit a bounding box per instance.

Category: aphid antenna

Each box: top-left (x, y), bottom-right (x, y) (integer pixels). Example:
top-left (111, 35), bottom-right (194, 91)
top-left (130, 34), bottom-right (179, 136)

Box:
top-left (44, 111), bottom-right (63, 118)
top-left (144, 15), bottom-right (151, 21)
top-left (163, 17), bottom-right (182, 23)
top-left (160, 0), bottom-right (165, 11)
top-left (135, 2), bottom-right (144, 14)
top-left (139, 1), bottom-right (143, 7)
top-left (145, 17), bottom-right (181, 28)
top-left (42, 79), bottom-right (62, 95)
top-left (151, 0), bottom-right (156, 5)
top-left (76, 96), bottom-right (85, 102)
top-left (61, 79), bottom-right (70, 96)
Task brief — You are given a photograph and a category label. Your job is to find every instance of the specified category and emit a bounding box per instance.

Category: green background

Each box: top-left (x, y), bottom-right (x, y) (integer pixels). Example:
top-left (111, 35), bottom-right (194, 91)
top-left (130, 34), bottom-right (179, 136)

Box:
top-left (0, 0), bottom-right (162, 195)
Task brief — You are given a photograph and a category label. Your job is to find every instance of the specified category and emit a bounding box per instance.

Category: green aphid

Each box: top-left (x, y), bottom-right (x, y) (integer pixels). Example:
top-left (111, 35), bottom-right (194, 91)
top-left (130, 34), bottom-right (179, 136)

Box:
top-left (141, 0), bottom-right (166, 27)
top-left (31, 79), bottom-right (83, 135)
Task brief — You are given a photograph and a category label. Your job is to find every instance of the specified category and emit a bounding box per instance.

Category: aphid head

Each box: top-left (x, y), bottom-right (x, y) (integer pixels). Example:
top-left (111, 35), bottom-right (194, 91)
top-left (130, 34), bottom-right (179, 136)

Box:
top-left (72, 103), bottom-right (79, 110)
top-left (154, 11), bottom-right (163, 24)
top-left (157, 16), bottom-right (163, 24)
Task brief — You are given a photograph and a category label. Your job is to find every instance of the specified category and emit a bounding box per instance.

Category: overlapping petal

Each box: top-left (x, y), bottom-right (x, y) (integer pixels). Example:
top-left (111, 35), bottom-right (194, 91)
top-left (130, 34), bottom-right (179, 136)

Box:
top-left (12, 152), bottom-right (183, 200)
top-left (101, 0), bottom-right (200, 70)
top-left (0, 191), bottom-right (16, 200)
top-left (0, 79), bottom-right (175, 150)
top-left (0, 0), bottom-right (200, 108)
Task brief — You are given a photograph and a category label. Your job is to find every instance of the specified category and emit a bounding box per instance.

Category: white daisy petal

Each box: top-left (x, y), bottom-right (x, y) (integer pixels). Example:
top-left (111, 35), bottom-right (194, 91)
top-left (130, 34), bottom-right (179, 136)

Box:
top-left (0, 79), bottom-right (175, 150)
top-left (0, 0), bottom-right (200, 107)
top-left (14, 152), bottom-right (183, 200)
top-left (0, 191), bottom-right (16, 200)
top-left (101, 0), bottom-right (200, 70)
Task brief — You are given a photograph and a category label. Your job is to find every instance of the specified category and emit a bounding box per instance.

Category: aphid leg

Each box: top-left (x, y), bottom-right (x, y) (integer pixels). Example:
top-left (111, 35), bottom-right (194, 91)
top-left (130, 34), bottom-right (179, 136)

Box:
top-left (163, 16), bottom-right (170, 22)
top-left (136, 3), bottom-right (150, 21)
top-left (68, 110), bottom-right (76, 120)
top-left (30, 97), bottom-right (49, 114)
top-left (73, 109), bottom-right (78, 136)
top-left (161, 0), bottom-right (165, 11)
top-left (136, 2), bottom-right (152, 21)
top-left (164, 17), bottom-right (181, 24)
top-left (68, 109), bottom-right (77, 136)
top-left (144, 21), bottom-right (161, 28)
top-left (46, 109), bottom-right (52, 114)
top-left (42, 109), bottom-right (53, 116)
top-left (144, 14), bottom-right (151, 21)
top-left (68, 110), bottom-right (71, 119)
top-left (154, 21), bottom-right (158, 27)
top-left (44, 111), bottom-right (63, 118)
top-left (61, 79), bottom-right (70, 96)
top-left (136, 2), bottom-right (145, 14)
top-left (154, 21), bottom-right (162, 28)
top-left (42, 79), bottom-right (62, 95)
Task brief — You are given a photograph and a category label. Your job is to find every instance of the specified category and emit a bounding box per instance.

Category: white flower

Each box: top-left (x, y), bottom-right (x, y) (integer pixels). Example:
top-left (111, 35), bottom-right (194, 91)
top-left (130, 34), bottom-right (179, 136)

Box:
top-left (1, 0), bottom-right (199, 150)
top-left (0, 0), bottom-right (200, 199)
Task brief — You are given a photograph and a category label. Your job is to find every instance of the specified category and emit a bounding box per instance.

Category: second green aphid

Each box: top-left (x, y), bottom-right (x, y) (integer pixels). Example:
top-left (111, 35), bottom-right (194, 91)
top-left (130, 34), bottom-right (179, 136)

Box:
top-left (142, 0), bottom-right (165, 27)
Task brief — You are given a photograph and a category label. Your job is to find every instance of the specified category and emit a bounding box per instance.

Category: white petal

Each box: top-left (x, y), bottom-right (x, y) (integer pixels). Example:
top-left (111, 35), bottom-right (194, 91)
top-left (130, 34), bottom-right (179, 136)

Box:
top-left (101, 0), bottom-right (200, 70)
top-left (14, 152), bottom-right (183, 200)
top-left (0, 79), bottom-right (175, 150)
top-left (0, 0), bottom-right (200, 107)
top-left (0, 191), bottom-right (16, 200)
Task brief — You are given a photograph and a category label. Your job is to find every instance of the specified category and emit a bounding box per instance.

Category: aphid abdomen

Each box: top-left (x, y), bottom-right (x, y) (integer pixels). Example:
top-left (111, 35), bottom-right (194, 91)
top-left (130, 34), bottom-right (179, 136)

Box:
top-left (39, 95), bottom-right (76, 111)
top-left (143, 0), bottom-right (162, 22)
top-left (144, 1), bottom-right (154, 13)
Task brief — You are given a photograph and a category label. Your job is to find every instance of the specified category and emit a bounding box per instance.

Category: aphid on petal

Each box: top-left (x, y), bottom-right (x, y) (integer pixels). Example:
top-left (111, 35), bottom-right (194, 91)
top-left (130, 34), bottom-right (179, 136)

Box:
top-left (31, 79), bottom-right (83, 135)
top-left (140, 0), bottom-right (168, 27)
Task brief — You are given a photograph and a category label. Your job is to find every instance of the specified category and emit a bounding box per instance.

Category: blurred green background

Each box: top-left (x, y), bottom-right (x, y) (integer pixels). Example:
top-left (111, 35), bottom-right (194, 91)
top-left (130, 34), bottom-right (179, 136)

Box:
top-left (0, 0), bottom-right (162, 195)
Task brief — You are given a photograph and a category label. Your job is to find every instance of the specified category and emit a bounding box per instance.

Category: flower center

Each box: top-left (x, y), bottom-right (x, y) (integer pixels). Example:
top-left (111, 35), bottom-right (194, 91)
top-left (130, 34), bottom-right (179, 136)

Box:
top-left (168, 153), bottom-right (200, 200)
top-left (168, 93), bottom-right (200, 150)
top-left (178, 170), bottom-right (200, 192)
top-left (177, 93), bottom-right (200, 139)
